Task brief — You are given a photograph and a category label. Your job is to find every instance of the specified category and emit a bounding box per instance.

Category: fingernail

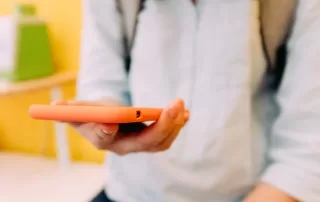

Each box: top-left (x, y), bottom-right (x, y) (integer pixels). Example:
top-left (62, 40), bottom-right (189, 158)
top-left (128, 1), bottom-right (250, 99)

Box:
top-left (50, 101), bottom-right (59, 105)
top-left (50, 100), bottom-right (66, 105)
top-left (101, 129), bottom-right (114, 136)
top-left (97, 129), bottom-right (114, 140)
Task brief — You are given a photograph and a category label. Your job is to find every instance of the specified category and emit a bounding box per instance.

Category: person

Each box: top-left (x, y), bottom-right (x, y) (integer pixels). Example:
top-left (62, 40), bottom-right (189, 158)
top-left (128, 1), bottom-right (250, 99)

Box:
top-left (55, 0), bottom-right (320, 201)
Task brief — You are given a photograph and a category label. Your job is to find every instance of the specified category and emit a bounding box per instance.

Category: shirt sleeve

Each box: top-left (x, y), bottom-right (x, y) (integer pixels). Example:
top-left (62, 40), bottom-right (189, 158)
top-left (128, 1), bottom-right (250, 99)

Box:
top-left (76, 0), bottom-right (130, 105)
top-left (261, 1), bottom-right (320, 201)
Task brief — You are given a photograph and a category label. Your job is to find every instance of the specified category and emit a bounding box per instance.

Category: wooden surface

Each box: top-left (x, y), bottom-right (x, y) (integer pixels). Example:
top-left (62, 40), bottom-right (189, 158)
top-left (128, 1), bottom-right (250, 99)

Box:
top-left (0, 72), bottom-right (77, 96)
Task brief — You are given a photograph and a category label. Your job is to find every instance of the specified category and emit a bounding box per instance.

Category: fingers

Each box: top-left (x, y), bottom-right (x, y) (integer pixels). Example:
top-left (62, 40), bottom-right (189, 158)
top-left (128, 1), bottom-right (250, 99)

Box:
top-left (50, 100), bottom-right (104, 106)
top-left (75, 123), bottom-right (119, 150)
top-left (140, 98), bottom-right (185, 136)
top-left (51, 99), bottom-right (125, 151)
top-left (148, 105), bottom-right (187, 152)
top-left (95, 124), bottom-right (119, 140)
top-left (110, 98), bottom-right (187, 155)
top-left (50, 99), bottom-right (122, 107)
top-left (50, 100), bottom-right (66, 105)
top-left (148, 127), bottom-right (181, 152)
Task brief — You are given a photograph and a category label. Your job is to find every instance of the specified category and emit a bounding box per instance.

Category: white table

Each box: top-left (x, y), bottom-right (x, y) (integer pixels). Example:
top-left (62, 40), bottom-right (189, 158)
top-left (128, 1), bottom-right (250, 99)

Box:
top-left (0, 152), bottom-right (105, 202)
top-left (0, 73), bottom-right (109, 201)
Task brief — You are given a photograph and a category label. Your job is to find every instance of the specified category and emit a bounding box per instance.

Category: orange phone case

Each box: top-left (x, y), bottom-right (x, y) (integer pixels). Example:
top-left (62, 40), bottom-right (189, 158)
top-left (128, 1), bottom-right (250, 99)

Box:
top-left (29, 104), bottom-right (163, 123)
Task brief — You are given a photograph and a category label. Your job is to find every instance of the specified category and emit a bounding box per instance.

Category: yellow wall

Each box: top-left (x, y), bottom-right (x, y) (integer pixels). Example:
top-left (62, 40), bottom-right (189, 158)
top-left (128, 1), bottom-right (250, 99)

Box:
top-left (0, 0), bottom-right (105, 163)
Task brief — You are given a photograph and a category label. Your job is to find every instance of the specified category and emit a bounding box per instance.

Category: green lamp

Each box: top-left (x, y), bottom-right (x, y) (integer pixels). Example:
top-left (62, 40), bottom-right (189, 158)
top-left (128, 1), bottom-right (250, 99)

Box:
top-left (0, 4), bottom-right (54, 82)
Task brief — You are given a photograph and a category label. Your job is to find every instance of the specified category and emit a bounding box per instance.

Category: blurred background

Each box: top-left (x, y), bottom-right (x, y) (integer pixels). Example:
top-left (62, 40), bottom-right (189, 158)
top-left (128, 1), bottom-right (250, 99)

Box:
top-left (0, 1), bottom-right (106, 201)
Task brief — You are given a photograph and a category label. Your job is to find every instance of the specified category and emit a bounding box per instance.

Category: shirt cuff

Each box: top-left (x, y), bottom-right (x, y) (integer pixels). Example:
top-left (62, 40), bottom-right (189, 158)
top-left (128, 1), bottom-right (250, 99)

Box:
top-left (261, 163), bottom-right (320, 202)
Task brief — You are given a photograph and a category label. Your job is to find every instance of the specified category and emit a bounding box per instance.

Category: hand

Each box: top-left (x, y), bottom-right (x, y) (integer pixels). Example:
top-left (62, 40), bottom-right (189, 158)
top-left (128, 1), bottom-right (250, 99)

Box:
top-left (51, 98), bottom-right (189, 155)
top-left (244, 183), bottom-right (298, 202)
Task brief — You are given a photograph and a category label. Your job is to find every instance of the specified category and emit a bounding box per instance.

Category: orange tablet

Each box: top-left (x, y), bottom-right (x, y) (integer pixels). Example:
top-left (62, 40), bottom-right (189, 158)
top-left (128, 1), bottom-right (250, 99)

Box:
top-left (29, 104), bottom-right (163, 123)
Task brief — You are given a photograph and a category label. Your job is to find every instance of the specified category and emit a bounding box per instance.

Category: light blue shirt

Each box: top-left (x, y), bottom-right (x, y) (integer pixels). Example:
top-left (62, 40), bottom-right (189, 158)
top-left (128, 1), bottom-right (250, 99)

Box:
top-left (78, 0), bottom-right (320, 201)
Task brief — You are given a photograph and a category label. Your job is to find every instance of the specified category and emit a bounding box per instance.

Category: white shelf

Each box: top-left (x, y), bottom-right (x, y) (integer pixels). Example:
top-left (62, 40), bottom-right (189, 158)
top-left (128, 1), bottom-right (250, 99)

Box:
top-left (0, 71), bottom-right (78, 171)
top-left (0, 72), bottom-right (77, 96)
top-left (0, 152), bottom-right (106, 202)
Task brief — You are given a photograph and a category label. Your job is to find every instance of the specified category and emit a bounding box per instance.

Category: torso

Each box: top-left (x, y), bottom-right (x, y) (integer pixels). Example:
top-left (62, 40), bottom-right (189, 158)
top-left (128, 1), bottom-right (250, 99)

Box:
top-left (106, 1), bottom-right (270, 201)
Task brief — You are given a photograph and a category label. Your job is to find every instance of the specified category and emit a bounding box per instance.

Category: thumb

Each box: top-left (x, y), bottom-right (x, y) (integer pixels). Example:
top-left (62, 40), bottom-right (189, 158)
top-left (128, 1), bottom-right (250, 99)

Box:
top-left (50, 100), bottom-right (104, 106)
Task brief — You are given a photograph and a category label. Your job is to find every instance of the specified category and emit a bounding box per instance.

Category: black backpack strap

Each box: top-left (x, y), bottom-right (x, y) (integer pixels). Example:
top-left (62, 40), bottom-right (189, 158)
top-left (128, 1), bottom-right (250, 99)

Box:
top-left (116, 0), bottom-right (145, 73)
top-left (259, 0), bottom-right (297, 92)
